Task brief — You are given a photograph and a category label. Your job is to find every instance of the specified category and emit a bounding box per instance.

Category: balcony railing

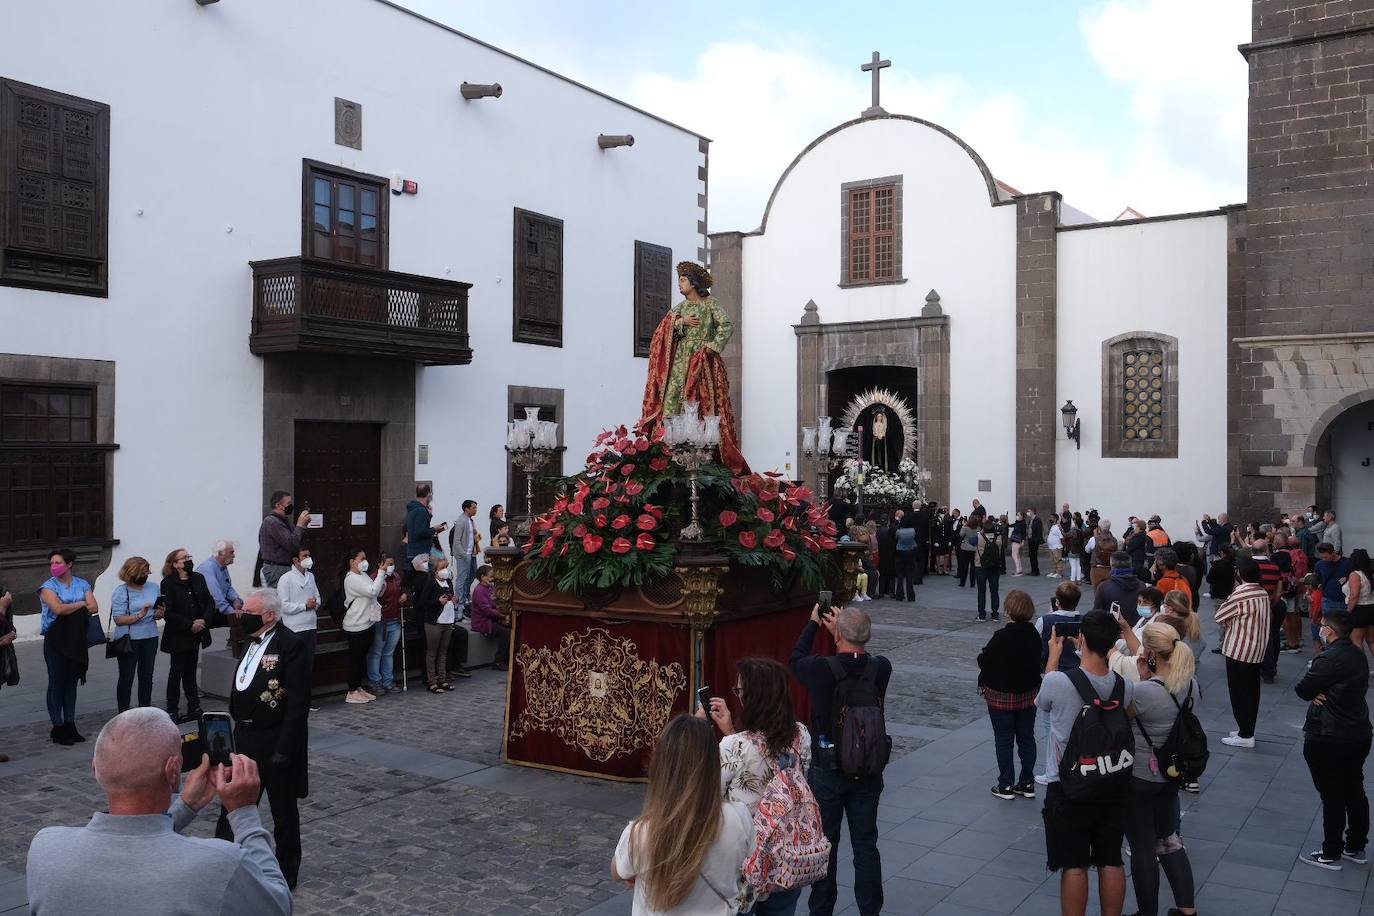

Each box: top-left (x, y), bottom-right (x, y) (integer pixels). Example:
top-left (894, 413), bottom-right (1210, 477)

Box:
top-left (250, 257), bottom-right (473, 365)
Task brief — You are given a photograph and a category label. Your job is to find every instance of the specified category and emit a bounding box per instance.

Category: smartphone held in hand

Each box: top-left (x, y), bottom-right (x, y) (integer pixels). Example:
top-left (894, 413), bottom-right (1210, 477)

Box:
top-left (696, 686), bottom-right (711, 712)
top-left (201, 712), bottom-right (235, 767)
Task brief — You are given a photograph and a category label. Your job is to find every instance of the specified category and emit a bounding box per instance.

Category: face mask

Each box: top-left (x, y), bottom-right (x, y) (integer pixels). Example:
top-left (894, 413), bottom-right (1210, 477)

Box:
top-left (1138, 604), bottom-right (1152, 617)
top-left (181, 559), bottom-right (194, 572)
top-left (437, 569), bottom-right (451, 581)
top-left (386, 564), bottom-right (395, 575)
top-left (50, 563), bottom-right (68, 577)
top-left (133, 577), bottom-right (147, 587)
top-left (282, 503), bottom-right (294, 517)
top-left (300, 557), bottom-right (313, 570)
top-left (358, 560), bottom-right (369, 574)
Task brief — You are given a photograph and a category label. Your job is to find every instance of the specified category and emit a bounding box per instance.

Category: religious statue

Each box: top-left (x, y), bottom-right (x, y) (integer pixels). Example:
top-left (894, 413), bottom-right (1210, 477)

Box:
top-left (639, 261), bottom-right (748, 472)
top-left (871, 410), bottom-right (889, 472)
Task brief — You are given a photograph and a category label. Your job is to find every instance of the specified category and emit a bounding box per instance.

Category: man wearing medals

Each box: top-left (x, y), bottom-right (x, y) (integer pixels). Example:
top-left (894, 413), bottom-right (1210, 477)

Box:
top-left (214, 588), bottom-right (310, 889)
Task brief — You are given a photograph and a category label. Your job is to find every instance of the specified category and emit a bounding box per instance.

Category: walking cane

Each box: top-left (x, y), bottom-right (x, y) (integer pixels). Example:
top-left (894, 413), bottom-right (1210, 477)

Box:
top-left (400, 605), bottom-right (409, 692)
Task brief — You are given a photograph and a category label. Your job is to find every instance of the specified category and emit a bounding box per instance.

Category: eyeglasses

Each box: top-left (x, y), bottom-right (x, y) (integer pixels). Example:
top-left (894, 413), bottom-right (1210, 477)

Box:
top-left (731, 687), bottom-right (743, 697)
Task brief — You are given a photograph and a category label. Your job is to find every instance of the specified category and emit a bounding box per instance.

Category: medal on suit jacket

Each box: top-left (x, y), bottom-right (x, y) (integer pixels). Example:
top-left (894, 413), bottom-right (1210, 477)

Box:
top-left (236, 627), bottom-right (278, 695)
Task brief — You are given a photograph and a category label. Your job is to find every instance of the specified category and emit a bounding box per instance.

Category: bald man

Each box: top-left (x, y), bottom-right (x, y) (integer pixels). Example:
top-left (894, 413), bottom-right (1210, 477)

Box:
top-left (26, 707), bottom-right (291, 915)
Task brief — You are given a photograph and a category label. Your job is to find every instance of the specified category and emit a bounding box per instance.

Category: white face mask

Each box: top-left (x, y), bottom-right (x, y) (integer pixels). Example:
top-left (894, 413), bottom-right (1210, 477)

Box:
top-left (358, 560), bottom-right (369, 574)
top-left (437, 568), bottom-right (451, 581)
top-left (301, 557), bottom-right (314, 571)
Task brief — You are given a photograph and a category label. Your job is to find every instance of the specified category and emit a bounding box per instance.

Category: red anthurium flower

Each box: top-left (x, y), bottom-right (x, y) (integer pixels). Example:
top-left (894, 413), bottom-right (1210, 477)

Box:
top-left (611, 537), bottom-right (632, 554)
top-left (820, 536), bottom-right (838, 550)
top-left (615, 437), bottom-right (630, 452)
top-left (616, 424), bottom-right (628, 437)
top-left (620, 463), bottom-right (636, 476)
top-left (739, 530), bottom-right (758, 549)
top-left (719, 510), bottom-right (738, 528)
top-left (764, 470), bottom-right (783, 478)
top-left (635, 533), bottom-right (656, 550)
top-left (553, 498), bottom-right (568, 512)
top-left (612, 514), bottom-right (631, 530)
top-left (645, 504), bottom-right (664, 519)
top-left (764, 529), bottom-right (785, 549)
top-left (649, 456), bottom-right (670, 471)
top-left (803, 534), bottom-right (821, 553)
top-left (559, 543), bottom-right (569, 556)
top-left (539, 539), bottom-right (556, 557)
top-left (605, 482), bottom-right (621, 495)
top-left (637, 514), bottom-right (657, 531)
top-left (595, 430), bottom-right (613, 446)
top-left (624, 481), bottom-right (645, 496)
top-left (592, 497), bottom-right (611, 511)
top-left (573, 523), bottom-right (588, 538)
top-left (781, 546), bottom-right (797, 561)
top-left (595, 514), bottom-right (608, 528)
top-left (820, 520), bottom-right (838, 537)
top-left (782, 515), bottom-right (797, 531)
top-left (550, 524), bottom-right (565, 538)
top-left (582, 534), bottom-right (604, 554)
top-left (576, 480), bottom-right (591, 497)
top-left (757, 507), bottom-right (776, 523)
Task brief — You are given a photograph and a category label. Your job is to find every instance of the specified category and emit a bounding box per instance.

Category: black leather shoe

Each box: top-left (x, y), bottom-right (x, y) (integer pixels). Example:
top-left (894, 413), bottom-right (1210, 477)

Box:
top-left (67, 722), bottom-right (85, 743)
top-left (52, 725), bottom-right (74, 747)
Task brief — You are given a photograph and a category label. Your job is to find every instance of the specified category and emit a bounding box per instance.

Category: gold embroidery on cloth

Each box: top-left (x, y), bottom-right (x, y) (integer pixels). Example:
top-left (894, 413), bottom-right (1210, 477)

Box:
top-left (509, 627), bottom-right (685, 762)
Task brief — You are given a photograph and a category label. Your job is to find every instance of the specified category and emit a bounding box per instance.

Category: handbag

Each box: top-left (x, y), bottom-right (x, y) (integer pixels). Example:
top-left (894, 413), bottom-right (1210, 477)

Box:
top-left (84, 610), bottom-right (106, 649)
top-left (105, 587), bottom-right (133, 659)
top-left (0, 643), bottom-right (18, 687)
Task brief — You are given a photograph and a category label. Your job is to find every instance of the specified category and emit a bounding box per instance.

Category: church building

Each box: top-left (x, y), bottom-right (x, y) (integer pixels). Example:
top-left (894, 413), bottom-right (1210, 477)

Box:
top-left (719, 1), bottom-right (1374, 551)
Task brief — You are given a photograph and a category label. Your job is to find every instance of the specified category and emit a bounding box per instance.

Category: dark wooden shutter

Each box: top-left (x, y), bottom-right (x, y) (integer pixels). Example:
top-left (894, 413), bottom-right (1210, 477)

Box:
top-left (0, 79), bottom-right (110, 296)
top-left (633, 241), bottom-right (671, 357)
top-left (513, 208), bottom-right (563, 346)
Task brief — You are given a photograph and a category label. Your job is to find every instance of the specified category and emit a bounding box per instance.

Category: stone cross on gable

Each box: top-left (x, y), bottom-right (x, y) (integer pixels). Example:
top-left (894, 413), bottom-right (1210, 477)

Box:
top-left (861, 51), bottom-right (890, 118)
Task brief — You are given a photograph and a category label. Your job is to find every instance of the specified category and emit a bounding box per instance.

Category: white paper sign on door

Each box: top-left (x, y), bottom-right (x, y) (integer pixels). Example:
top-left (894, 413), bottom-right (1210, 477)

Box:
top-left (351, 511), bottom-right (367, 526)
top-left (307, 514), bottom-right (324, 529)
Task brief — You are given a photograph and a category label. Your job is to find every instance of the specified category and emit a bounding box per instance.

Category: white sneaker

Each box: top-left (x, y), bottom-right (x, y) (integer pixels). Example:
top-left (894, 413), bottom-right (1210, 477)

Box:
top-left (1033, 773), bottom-right (1052, 786)
top-left (1221, 734), bottom-right (1255, 748)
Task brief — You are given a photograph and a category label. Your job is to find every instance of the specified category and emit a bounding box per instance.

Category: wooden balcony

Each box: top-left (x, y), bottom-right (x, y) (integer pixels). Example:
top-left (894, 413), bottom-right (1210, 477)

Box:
top-left (250, 257), bottom-right (473, 365)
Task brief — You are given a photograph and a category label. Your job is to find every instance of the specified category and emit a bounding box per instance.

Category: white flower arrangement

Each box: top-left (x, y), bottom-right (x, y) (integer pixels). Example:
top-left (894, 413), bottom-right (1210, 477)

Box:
top-left (831, 457), bottom-right (929, 504)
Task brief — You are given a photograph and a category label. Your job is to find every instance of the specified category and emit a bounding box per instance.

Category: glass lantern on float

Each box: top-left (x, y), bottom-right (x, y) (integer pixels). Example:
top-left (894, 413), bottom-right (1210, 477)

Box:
top-left (662, 400), bottom-right (720, 541)
top-left (800, 415), bottom-right (851, 501)
top-left (506, 407), bottom-right (560, 536)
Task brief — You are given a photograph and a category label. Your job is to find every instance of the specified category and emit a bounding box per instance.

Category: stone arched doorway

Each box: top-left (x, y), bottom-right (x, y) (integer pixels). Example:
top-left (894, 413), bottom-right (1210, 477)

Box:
top-left (1311, 396), bottom-right (1374, 554)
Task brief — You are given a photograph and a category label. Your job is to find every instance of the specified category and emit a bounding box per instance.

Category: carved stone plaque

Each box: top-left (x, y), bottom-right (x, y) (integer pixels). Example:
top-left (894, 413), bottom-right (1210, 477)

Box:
top-left (334, 97), bottom-right (362, 149)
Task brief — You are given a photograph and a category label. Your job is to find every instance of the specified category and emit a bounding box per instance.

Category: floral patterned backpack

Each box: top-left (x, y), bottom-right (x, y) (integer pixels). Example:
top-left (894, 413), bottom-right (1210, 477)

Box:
top-left (741, 731), bottom-right (831, 894)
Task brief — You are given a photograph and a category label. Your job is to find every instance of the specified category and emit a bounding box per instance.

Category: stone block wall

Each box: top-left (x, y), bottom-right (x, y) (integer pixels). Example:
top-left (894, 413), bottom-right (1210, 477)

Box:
top-left (1232, 2), bottom-right (1374, 519)
top-left (1014, 193), bottom-right (1060, 513)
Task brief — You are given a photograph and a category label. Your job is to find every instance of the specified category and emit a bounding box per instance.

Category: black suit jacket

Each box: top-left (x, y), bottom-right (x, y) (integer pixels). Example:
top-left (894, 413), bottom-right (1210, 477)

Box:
top-left (159, 572), bottom-right (216, 655)
top-left (1029, 516), bottom-right (1045, 544)
top-left (911, 510), bottom-right (932, 548)
top-left (230, 624), bottom-right (310, 797)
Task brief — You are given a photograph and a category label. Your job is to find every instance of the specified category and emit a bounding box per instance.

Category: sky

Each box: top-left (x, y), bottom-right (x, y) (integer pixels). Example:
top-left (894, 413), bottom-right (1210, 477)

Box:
top-left (404, 0), bottom-right (1251, 231)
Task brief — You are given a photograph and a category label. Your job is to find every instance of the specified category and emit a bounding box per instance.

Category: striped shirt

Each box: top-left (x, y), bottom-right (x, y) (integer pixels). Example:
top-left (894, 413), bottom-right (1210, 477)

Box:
top-left (1216, 582), bottom-right (1271, 663)
top-left (1250, 554), bottom-right (1282, 601)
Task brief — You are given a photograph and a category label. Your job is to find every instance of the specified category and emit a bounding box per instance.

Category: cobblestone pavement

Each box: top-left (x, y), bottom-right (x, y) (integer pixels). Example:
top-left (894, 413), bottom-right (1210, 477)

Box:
top-left (1, 572), bottom-right (1370, 915)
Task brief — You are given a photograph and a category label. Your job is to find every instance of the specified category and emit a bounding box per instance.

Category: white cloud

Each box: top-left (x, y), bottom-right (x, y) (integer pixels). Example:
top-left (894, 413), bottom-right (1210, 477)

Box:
top-left (609, 0), bottom-right (1249, 230)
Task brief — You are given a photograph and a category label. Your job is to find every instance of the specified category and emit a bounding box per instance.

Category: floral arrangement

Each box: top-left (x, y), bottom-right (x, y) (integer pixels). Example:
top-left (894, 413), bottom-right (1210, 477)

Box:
top-left (832, 456), bottom-right (926, 505)
top-left (522, 424), bottom-right (838, 593)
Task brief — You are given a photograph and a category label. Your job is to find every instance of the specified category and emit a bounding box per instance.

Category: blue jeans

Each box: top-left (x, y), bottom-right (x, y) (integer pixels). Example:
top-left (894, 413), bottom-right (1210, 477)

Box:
top-left (367, 620), bottom-right (402, 687)
top-left (43, 636), bottom-right (79, 726)
top-left (975, 568), bottom-right (1001, 617)
top-left (115, 636), bottom-right (159, 711)
top-left (454, 555), bottom-right (477, 610)
top-left (987, 705), bottom-right (1037, 788)
top-left (744, 885), bottom-right (803, 915)
top-left (807, 764), bottom-right (883, 916)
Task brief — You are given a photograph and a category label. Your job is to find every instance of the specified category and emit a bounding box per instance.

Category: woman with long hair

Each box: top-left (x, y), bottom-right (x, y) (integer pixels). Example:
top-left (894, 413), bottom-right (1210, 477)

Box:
top-left (613, 715), bottom-right (754, 914)
top-left (1162, 588), bottom-right (1206, 661)
top-left (1125, 621), bottom-right (1200, 916)
top-left (703, 658), bottom-right (810, 915)
top-left (1008, 511), bottom-right (1027, 576)
top-left (340, 549), bottom-right (385, 705)
top-left (1344, 547), bottom-right (1374, 658)
top-left (158, 546), bottom-right (215, 725)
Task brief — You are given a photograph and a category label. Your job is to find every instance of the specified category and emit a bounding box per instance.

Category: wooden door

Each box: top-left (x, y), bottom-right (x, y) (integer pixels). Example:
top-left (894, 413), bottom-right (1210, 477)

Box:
top-left (293, 421), bottom-right (382, 595)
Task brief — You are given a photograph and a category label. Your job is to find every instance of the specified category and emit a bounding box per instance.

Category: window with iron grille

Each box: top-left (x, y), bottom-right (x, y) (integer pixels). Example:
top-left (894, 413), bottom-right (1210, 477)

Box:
top-left (0, 383), bottom-right (108, 546)
top-left (840, 176), bottom-right (902, 287)
top-left (1102, 333), bottom-right (1178, 459)
top-left (1121, 348), bottom-right (1164, 442)
top-left (0, 79), bottom-right (110, 296)
top-left (303, 160), bottom-right (388, 268)
top-left (513, 208), bottom-right (564, 346)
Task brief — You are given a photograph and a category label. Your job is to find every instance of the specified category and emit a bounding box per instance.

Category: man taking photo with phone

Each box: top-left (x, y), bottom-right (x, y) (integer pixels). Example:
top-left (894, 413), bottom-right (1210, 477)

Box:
top-left (26, 708), bottom-right (291, 915)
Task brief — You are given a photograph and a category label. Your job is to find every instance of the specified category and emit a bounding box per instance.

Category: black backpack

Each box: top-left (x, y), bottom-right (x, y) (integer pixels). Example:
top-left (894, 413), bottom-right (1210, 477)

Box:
top-left (825, 657), bottom-right (891, 777)
top-left (1135, 680), bottom-right (1208, 783)
top-left (979, 534), bottom-right (1002, 573)
top-left (1058, 668), bottom-right (1135, 802)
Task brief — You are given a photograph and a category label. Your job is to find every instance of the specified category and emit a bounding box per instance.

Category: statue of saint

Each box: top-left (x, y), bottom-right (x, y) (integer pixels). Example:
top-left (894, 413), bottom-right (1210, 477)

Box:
top-left (871, 410), bottom-right (889, 472)
top-left (640, 261), bottom-right (747, 472)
